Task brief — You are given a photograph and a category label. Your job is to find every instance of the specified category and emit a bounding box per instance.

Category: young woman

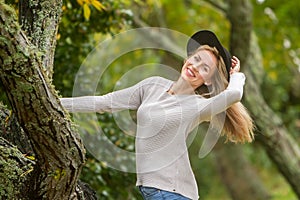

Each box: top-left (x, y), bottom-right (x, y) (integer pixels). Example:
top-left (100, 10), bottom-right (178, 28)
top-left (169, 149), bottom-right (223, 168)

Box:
top-left (60, 30), bottom-right (254, 200)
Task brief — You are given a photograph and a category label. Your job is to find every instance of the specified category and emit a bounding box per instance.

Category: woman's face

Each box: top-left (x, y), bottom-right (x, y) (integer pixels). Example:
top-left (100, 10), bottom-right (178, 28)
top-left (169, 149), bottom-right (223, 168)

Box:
top-left (181, 49), bottom-right (218, 89)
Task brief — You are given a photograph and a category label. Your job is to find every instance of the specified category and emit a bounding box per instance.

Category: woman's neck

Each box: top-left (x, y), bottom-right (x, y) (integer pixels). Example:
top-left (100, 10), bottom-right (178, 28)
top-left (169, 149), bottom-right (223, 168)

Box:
top-left (168, 77), bottom-right (195, 95)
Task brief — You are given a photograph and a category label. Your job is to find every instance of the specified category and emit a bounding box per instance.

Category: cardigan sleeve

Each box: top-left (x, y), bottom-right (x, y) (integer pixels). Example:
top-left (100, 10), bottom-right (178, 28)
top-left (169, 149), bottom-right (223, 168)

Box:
top-left (199, 72), bottom-right (246, 120)
top-left (60, 78), bottom-right (149, 113)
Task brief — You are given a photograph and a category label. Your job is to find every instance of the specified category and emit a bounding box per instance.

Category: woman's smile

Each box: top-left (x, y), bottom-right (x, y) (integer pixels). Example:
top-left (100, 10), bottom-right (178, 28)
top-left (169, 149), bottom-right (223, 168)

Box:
top-left (186, 67), bottom-right (196, 78)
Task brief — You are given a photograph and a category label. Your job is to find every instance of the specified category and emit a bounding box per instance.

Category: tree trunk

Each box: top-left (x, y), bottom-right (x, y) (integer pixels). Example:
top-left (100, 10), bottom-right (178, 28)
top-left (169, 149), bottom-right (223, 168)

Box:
top-left (0, 103), bottom-right (97, 199)
top-left (227, 0), bottom-right (300, 198)
top-left (0, 103), bottom-right (33, 155)
top-left (0, 2), bottom-right (86, 199)
top-left (18, 0), bottom-right (62, 80)
top-left (214, 143), bottom-right (271, 200)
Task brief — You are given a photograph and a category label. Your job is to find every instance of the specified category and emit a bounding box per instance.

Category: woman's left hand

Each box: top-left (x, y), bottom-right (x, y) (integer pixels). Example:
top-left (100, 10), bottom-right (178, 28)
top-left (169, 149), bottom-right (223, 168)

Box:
top-left (230, 56), bottom-right (240, 74)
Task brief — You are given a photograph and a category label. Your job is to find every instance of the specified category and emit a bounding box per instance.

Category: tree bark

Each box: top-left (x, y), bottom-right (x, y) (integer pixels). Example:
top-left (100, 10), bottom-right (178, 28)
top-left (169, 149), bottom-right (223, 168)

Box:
top-left (0, 136), bottom-right (34, 199)
top-left (0, 102), bottom-right (33, 155)
top-left (18, 0), bottom-right (62, 80)
top-left (227, 0), bottom-right (300, 198)
top-left (0, 2), bottom-right (86, 199)
top-left (0, 103), bottom-right (97, 199)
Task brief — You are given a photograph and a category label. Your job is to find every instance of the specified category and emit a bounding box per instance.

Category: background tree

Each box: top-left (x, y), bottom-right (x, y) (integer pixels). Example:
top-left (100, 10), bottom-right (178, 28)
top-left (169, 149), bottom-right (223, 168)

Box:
top-left (1, 0), bottom-right (299, 199)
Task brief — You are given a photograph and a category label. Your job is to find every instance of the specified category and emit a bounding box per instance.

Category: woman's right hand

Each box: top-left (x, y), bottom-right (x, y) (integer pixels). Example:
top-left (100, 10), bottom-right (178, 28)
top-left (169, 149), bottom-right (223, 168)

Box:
top-left (230, 56), bottom-right (240, 74)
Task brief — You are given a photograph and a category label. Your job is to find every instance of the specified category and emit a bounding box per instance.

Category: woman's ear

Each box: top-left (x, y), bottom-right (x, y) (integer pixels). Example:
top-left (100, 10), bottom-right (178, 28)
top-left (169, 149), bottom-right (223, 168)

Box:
top-left (204, 80), bottom-right (212, 86)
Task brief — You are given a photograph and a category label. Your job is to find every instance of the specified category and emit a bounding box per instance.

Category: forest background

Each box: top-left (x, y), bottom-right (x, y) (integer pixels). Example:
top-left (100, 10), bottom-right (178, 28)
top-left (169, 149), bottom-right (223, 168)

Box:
top-left (0, 0), bottom-right (300, 200)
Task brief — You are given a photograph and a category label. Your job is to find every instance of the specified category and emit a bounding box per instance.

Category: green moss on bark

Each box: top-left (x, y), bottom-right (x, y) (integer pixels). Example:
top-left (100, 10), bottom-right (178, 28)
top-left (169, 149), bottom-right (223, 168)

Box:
top-left (0, 137), bottom-right (33, 200)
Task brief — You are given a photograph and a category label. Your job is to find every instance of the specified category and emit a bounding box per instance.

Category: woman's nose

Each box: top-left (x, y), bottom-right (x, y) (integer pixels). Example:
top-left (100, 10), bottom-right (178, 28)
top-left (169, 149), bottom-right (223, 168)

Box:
top-left (191, 64), bottom-right (199, 72)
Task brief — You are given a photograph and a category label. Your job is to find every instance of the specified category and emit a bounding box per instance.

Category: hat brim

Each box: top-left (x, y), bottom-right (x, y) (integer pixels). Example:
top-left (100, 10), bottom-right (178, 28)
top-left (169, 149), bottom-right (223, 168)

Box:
top-left (187, 30), bottom-right (231, 81)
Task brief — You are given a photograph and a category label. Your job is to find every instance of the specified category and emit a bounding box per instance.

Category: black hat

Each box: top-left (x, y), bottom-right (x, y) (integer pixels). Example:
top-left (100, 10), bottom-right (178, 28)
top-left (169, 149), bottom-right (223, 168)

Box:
top-left (187, 30), bottom-right (231, 81)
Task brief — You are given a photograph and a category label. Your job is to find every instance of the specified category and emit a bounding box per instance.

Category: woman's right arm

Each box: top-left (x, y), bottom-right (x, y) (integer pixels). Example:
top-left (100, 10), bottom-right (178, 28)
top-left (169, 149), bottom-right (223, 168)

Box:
top-left (199, 72), bottom-right (245, 120)
top-left (60, 79), bottom-right (148, 113)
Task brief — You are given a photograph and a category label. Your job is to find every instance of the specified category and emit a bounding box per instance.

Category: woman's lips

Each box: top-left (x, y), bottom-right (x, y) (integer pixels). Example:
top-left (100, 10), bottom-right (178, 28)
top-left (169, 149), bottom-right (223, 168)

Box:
top-left (186, 67), bottom-right (196, 77)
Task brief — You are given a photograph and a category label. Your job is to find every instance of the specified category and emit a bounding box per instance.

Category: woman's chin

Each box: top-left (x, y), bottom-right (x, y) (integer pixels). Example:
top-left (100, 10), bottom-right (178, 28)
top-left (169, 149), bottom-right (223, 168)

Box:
top-left (181, 74), bottom-right (197, 83)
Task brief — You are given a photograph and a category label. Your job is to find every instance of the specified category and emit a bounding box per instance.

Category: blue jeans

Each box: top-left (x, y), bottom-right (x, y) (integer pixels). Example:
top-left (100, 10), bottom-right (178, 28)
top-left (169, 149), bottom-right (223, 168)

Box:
top-left (139, 186), bottom-right (191, 200)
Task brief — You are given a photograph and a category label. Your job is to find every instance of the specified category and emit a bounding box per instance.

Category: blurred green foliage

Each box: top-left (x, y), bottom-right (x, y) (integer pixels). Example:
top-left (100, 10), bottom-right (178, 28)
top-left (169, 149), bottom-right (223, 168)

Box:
top-left (54, 0), bottom-right (136, 97)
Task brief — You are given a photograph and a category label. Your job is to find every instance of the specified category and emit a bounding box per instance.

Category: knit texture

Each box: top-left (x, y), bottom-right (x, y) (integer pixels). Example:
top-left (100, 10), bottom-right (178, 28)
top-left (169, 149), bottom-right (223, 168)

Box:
top-left (60, 73), bottom-right (245, 199)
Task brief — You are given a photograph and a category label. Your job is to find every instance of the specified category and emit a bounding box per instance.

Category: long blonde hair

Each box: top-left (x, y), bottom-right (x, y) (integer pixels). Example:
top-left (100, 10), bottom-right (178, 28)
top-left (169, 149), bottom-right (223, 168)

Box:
top-left (194, 45), bottom-right (254, 143)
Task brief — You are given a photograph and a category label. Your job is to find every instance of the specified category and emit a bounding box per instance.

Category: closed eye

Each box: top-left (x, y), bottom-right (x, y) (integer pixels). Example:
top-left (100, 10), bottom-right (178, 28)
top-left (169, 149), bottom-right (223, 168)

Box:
top-left (204, 66), bottom-right (210, 73)
top-left (197, 64), bottom-right (210, 74)
top-left (194, 55), bottom-right (201, 62)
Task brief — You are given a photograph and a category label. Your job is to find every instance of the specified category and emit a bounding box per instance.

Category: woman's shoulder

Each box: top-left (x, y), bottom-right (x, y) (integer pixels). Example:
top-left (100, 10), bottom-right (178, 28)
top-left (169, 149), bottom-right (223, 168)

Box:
top-left (142, 76), bottom-right (173, 85)
top-left (138, 76), bottom-right (173, 91)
